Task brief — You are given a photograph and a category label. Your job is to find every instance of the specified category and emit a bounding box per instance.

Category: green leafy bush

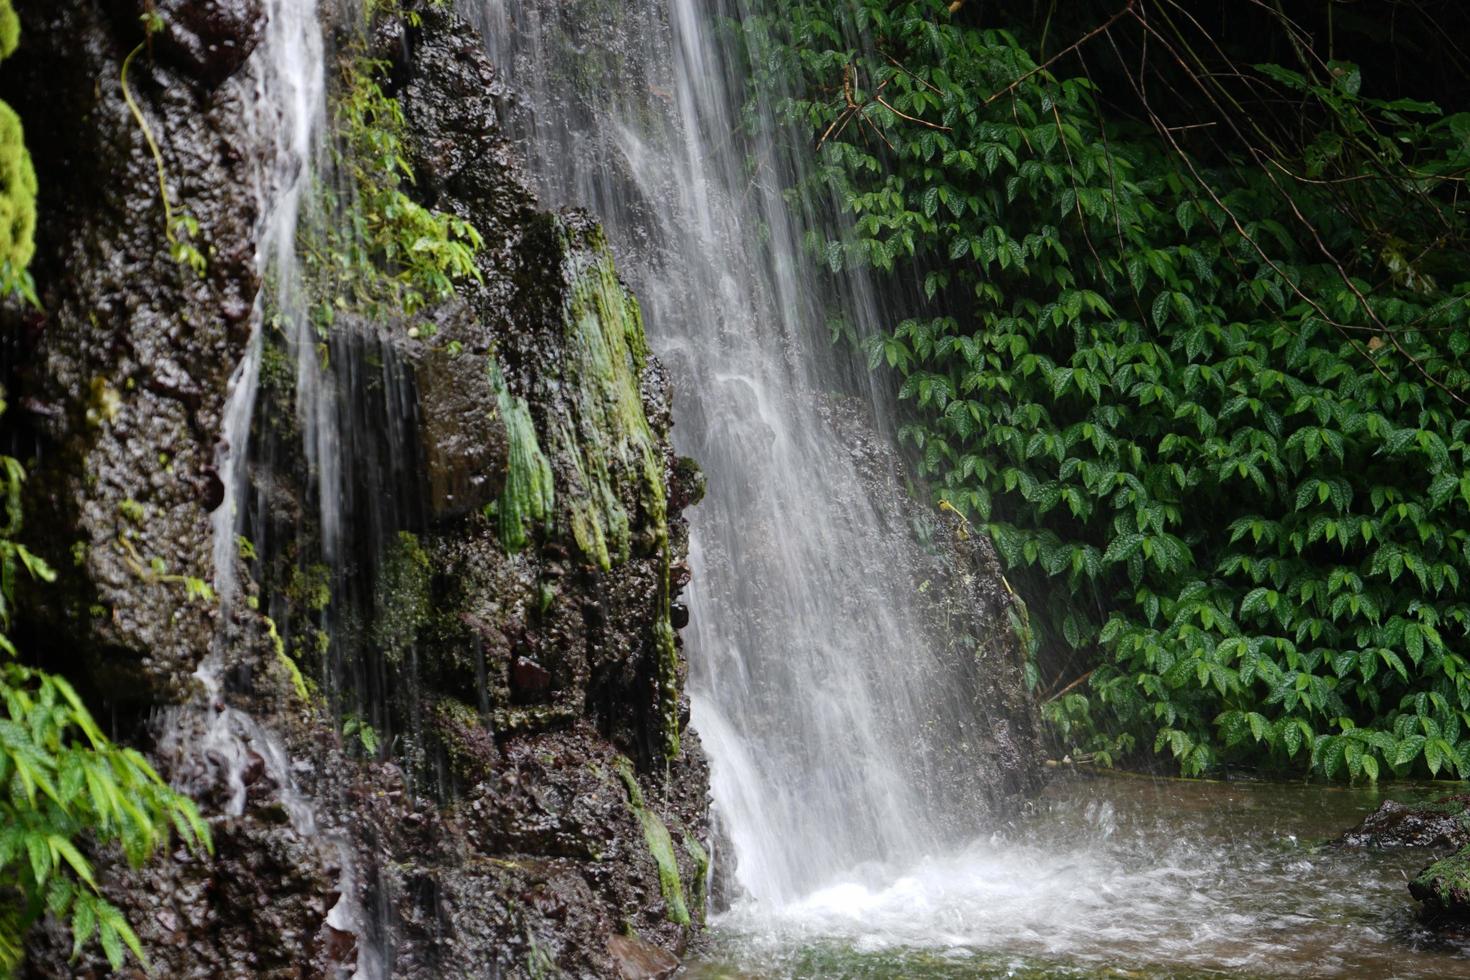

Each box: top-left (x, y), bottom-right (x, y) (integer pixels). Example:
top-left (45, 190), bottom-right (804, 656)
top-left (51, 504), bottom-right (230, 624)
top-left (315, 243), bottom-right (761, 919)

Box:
top-left (747, 1), bottom-right (1470, 780)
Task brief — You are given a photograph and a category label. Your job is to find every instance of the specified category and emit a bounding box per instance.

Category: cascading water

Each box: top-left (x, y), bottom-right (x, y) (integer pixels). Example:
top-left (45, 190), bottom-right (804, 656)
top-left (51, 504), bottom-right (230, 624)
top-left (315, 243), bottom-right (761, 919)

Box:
top-left (191, 2), bottom-right (380, 976)
top-left (470, 0), bottom-right (1024, 907)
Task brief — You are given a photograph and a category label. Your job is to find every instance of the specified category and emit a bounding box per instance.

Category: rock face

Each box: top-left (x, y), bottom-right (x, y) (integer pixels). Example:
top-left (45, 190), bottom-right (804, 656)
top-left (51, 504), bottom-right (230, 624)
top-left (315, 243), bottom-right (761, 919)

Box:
top-left (3, 3), bottom-right (708, 977)
top-left (820, 397), bottom-right (1046, 815)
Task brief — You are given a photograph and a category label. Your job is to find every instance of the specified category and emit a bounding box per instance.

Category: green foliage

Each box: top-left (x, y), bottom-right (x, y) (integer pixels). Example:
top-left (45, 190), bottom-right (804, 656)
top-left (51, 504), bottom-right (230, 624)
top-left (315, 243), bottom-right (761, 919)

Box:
top-left (302, 12), bottom-right (482, 330)
top-left (0, 398), bottom-right (210, 974)
top-left (751, 1), bottom-right (1470, 780)
top-left (341, 713), bottom-right (379, 756)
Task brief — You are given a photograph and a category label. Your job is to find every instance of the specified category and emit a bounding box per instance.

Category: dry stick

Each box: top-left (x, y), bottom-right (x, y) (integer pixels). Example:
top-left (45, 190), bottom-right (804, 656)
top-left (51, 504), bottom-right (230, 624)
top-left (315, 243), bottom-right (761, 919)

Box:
top-left (1046, 669), bottom-right (1095, 703)
top-left (1180, 0), bottom-right (1467, 201)
top-left (1052, 102), bottom-right (1106, 277)
top-left (1076, 46), bottom-right (1151, 327)
top-left (883, 52), bottom-right (944, 98)
top-left (875, 94), bottom-right (951, 132)
top-left (1130, 7), bottom-right (1470, 406)
top-left (1107, 19), bottom-right (1398, 395)
top-left (1146, 4), bottom-right (1446, 279)
top-left (983, 1), bottom-right (1137, 108)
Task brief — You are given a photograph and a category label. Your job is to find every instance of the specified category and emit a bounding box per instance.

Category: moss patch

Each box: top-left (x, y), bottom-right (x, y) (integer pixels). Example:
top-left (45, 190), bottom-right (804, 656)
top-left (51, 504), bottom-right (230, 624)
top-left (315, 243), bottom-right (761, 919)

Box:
top-left (682, 833), bottom-right (709, 924)
top-left (373, 531), bottom-right (432, 663)
top-left (489, 357), bottom-right (554, 552)
top-left (615, 756), bottom-right (690, 926)
top-left (550, 231), bottom-right (666, 572)
top-left (551, 230), bottom-right (683, 758)
top-left (1413, 845), bottom-right (1470, 913)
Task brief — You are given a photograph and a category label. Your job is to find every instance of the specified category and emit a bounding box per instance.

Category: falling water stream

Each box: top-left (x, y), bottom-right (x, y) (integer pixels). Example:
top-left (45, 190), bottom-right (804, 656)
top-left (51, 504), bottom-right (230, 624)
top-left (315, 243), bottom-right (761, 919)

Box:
top-left (469, 1), bottom-right (1470, 977)
top-left (472, 0), bottom-right (1010, 908)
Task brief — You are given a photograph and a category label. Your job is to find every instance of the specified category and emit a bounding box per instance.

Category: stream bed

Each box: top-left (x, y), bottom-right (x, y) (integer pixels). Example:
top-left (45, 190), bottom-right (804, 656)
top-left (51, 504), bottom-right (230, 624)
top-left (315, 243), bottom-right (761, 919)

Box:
top-left (684, 774), bottom-right (1470, 978)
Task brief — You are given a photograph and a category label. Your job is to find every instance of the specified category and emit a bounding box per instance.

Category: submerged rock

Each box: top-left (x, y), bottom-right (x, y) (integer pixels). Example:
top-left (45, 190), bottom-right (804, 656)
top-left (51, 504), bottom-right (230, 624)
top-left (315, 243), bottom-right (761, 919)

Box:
top-left (1337, 795), bottom-right (1470, 931)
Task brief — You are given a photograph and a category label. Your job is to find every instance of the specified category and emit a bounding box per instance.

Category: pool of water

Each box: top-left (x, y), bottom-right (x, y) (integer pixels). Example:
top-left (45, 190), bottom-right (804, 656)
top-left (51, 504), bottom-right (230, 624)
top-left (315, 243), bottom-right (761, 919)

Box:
top-left (683, 774), bottom-right (1470, 978)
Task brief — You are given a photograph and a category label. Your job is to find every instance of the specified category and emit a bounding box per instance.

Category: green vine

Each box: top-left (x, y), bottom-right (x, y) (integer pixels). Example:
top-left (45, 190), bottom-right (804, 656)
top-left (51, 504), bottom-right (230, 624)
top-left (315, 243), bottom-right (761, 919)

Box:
top-left (119, 15), bottom-right (206, 277)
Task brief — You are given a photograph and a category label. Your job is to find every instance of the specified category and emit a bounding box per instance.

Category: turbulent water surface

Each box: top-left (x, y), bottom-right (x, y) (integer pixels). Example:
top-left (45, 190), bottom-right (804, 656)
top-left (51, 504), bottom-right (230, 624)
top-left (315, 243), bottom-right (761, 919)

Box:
top-left (687, 776), bottom-right (1470, 978)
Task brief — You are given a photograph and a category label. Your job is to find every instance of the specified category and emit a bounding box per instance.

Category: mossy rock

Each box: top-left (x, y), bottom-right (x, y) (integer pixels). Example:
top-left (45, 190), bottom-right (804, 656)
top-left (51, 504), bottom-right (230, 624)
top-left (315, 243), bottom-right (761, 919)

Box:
top-left (614, 756), bottom-right (689, 926)
top-left (1338, 795), bottom-right (1470, 849)
top-left (0, 99), bottom-right (36, 276)
top-left (1412, 845), bottom-right (1470, 919)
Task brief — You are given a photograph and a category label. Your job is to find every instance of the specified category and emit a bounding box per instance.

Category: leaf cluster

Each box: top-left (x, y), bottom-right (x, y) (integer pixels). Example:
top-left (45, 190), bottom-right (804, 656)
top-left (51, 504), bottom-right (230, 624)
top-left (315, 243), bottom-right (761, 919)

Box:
top-left (301, 1), bottom-right (482, 332)
top-left (749, 0), bottom-right (1470, 780)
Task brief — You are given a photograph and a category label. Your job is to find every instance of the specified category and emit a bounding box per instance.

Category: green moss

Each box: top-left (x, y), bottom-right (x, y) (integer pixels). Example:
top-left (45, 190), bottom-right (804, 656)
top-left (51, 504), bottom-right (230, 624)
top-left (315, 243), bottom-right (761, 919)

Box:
top-left (258, 338), bottom-right (295, 394)
top-left (432, 697), bottom-right (489, 774)
top-left (1415, 845), bottom-right (1470, 908)
top-left (0, 98), bottom-right (34, 280)
top-left (373, 531), bottom-right (432, 663)
top-left (287, 562), bottom-right (332, 612)
top-left (682, 833), bottom-right (709, 924)
top-left (265, 615), bottom-right (312, 702)
top-left (0, 2), bottom-right (17, 61)
top-left (551, 234), bottom-right (665, 571)
top-left (550, 233), bottom-right (684, 759)
top-left (490, 358), bottom-right (555, 552)
top-left (614, 756), bottom-right (690, 926)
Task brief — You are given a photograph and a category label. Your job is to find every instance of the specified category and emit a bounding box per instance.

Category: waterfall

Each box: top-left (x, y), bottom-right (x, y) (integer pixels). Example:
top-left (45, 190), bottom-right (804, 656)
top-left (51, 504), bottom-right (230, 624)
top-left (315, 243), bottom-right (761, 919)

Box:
top-left (213, 0), bottom-right (326, 607)
top-left (470, 0), bottom-right (1017, 906)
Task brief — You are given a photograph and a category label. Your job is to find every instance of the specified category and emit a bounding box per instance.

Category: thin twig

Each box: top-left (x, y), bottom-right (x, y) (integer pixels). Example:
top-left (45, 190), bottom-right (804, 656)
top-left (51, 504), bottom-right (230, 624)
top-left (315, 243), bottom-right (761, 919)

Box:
top-left (982, 1), bottom-right (1136, 108)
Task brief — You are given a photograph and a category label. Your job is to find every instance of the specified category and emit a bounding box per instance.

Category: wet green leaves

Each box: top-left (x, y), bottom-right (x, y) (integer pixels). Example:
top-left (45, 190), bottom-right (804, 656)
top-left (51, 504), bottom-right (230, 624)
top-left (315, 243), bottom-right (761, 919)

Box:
top-left (750, 1), bottom-right (1470, 781)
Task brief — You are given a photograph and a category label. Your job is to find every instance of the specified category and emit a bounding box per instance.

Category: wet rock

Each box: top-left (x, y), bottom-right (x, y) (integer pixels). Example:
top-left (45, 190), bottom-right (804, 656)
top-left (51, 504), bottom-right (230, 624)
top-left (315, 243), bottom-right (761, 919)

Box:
top-left (511, 655), bottom-right (552, 698)
top-left (414, 310), bottom-right (510, 519)
top-left (818, 396), bottom-right (1046, 813)
top-left (608, 932), bottom-right (680, 979)
top-left (1337, 796), bottom-right (1470, 849)
top-left (137, 0), bottom-right (266, 84)
top-left (1339, 796), bottom-right (1470, 933)
top-left (6, 3), bottom-right (709, 977)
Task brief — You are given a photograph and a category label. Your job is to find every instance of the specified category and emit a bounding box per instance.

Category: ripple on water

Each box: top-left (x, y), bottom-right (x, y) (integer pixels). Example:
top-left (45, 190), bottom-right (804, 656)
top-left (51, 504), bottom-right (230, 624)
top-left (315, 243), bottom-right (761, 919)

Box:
top-left (686, 776), bottom-right (1470, 978)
